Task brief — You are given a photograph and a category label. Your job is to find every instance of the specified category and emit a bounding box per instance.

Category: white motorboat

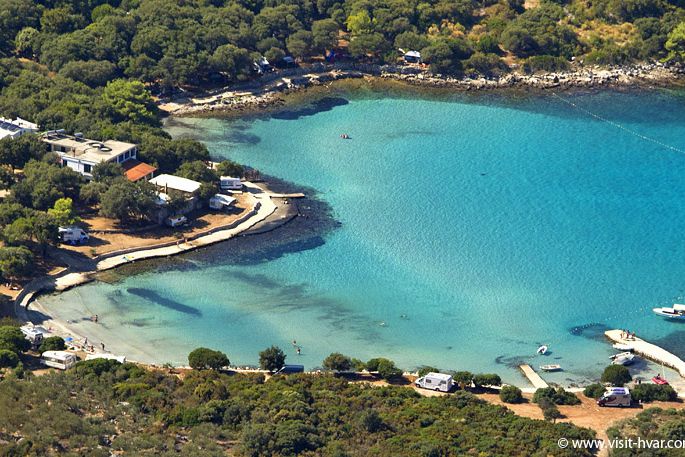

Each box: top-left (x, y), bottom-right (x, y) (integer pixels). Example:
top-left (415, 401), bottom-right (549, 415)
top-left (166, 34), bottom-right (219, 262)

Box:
top-left (611, 352), bottom-right (636, 366)
top-left (537, 345), bottom-right (548, 355)
top-left (612, 343), bottom-right (634, 351)
top-left (653, 304), bottom-right (685, 320)
top-left (540, 364), bottom-right (562, 372)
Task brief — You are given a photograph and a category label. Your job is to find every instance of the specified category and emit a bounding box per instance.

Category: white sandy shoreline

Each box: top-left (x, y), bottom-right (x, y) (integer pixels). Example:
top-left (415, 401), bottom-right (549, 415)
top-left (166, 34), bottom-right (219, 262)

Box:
top-left (14, 182), bottom-right (289, 360)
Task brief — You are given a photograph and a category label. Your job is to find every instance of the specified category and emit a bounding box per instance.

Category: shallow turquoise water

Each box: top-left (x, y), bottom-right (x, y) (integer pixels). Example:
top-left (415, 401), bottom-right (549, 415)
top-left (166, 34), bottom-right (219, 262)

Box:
top-left (40, 89), bottom-right (685, 385)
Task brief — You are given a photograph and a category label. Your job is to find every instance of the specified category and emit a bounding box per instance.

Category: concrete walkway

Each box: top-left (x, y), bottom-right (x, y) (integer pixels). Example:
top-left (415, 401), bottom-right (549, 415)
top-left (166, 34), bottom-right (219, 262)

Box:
top-left (518, 364), bottom-right (549, 389)
top-left (95, 182), bottom-right (276, 271)
top-left (17, 182), bottom-right (281, 312)
top-left (605, 329), bottom-right (685, 378)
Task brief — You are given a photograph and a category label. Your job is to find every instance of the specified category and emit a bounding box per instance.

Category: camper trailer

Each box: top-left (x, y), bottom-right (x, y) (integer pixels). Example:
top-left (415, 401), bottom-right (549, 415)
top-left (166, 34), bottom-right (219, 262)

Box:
top-left (41, 351), bottom-right (78, 370)
top-left (415, 372), bottom-right (455, 392)
top-left (597, 387), bottom-right (631, 407)
top-left (59, 226), bottom-right (89, 245)
top-left (220, 176), bottom-right (242, 191)
top-left (20, 325), bottom-right (44, 349)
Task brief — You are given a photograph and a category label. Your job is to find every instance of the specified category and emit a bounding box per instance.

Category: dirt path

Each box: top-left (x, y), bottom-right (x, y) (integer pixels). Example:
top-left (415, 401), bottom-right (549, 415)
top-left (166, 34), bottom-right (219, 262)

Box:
top-left (414, 386), bottom-right (685, 456)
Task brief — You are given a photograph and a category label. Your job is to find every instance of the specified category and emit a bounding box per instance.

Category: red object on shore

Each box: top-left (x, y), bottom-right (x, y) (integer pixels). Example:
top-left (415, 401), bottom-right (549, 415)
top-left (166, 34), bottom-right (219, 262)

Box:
top-left (652, 375), bottom-right (669, 385)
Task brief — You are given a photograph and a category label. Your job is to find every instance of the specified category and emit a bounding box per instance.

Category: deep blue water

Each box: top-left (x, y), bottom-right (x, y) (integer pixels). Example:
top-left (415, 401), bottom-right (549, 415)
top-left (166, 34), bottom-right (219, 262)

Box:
top-left (40, 89), bottom-right (685, 385)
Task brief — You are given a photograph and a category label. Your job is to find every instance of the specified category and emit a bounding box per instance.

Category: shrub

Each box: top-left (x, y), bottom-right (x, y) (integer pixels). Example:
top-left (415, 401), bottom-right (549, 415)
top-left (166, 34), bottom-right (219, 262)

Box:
top-left (188, 348), bottom-right (230, 371)
top-left (533, 387), bottom-right (580, 405)
top-left (539, 397), bottom-right (563, 422)
top-left (499, 385), bottom-right (524, 403)
top-left (0, 326), bottom-right (30, 353)
top-left (417, 366), bottom-right (439, 377)
top-left (522, 55), bottom-right (569, 73)
top-left (0, 348), bottom-right (19, 367)
top-left (631, 384), bottom-right (678, 402)
top-left (38, 336), bottom-right (65, 353)
top-left (366, 358), bottom-right (402, 380)
top-left (359, 410), bottom-right (383, 432)
top-left (322, 353), bottom-right (352, 372)
top-left (453, 371), bottom-right (474, 389)
top-left (473, 373), bottom-right (502, 388)
top-left (259, 346), bottom-right (286, 372)
top-left (73, 358), bottom-right (122, 377)
top-left (601, 365), bottom-right (632, 386)
top-left (583, 383), bottom-right (606, 399)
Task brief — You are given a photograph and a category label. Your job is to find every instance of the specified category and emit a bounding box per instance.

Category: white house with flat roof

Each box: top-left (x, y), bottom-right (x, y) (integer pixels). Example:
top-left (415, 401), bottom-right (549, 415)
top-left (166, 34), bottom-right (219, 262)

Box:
top-left (0, 117), bottom-right (38, 140)
top-left (150, 174), bottom-right (201, 195)
top-left (42, 130), bottom-right (138, 179)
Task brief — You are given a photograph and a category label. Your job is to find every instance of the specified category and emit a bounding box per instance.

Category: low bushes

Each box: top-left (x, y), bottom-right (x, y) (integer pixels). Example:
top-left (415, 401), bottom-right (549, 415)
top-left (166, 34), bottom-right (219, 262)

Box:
top-left (38, 336), bottom-right (65, 353)
top-left (583, 383), bottom-right (606, 399)
top-left (533, 387), bottom-right (581, 405)
top-left (499, 385), bottom-right (524, 403)
top-left (631, 384), bottom-right (678, 402)
top-left (188, 348), bottom-right (230, 371)
top-left (601, 365), bottom-right (632, 386)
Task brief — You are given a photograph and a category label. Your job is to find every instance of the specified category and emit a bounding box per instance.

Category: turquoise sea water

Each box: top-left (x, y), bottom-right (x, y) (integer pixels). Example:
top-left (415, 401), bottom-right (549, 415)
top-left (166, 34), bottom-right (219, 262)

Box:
top-left (40, 89), bottom-right (685, 385)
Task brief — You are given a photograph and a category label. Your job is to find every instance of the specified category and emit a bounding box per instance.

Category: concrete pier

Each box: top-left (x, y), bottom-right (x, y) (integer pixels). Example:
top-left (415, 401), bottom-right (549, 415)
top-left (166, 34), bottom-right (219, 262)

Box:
top-left (605, 329), bottom-right (685, 378)
top-left (519, 364), bottom-right (549, 389)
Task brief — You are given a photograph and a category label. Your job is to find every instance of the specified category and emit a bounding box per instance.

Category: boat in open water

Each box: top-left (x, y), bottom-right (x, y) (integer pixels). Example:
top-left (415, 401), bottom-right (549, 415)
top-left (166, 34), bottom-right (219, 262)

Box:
top-left (653, 303), bottom-right (685, 320)
top-left (540, 364), bottom-right (562, 372)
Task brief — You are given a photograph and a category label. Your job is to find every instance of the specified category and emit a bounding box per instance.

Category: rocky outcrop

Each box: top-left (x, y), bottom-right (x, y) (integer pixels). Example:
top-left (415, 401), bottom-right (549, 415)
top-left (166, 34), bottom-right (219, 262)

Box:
top-left (165, 62), bottom-right (683, 116)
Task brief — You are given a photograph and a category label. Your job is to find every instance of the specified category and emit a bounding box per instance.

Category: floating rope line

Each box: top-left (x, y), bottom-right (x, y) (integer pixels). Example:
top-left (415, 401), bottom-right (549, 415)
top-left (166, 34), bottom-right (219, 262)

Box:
top-left (551, 92), bottom-right (685, 156)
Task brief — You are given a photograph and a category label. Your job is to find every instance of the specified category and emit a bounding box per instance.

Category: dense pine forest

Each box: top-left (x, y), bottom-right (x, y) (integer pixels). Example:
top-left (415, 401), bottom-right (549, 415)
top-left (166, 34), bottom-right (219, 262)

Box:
top-left (0, 358), bottom-right (597, 456)
top-left (2, 0), bottom-right (685, 93)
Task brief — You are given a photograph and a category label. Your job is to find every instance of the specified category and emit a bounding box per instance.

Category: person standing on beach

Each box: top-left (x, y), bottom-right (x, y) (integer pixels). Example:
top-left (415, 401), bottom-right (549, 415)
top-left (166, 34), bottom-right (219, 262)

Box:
top-left (101, 342), bottom-right (105, 351)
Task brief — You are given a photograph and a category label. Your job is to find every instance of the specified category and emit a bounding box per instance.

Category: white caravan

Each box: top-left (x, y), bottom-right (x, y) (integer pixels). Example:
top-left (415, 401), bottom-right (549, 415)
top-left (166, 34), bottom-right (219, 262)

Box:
top-left (415, 372), bottom-right (455, 392)
top-left (40, 351), bottom-right (78, 370)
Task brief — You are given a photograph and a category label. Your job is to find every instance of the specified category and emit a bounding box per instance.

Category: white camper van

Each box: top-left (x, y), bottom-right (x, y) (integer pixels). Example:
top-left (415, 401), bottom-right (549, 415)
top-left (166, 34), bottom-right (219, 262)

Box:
top-left (20, 324), bottom-right (44, 348)
top-left (415, 372), bottom-right (455, 392)
top-left (40, 351), bottom-right (78, 370)
top-left (597, 387), bottom-right (631, 407)
top-left (220, 176), bottom-right (242, 191)
top-left (59, 226), bottom-right (89, 245)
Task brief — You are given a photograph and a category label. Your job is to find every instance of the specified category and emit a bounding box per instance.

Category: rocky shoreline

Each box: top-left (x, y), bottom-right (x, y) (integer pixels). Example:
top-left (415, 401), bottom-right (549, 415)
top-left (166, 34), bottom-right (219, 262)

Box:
top-left (161, 62), bottom-right (685, 116)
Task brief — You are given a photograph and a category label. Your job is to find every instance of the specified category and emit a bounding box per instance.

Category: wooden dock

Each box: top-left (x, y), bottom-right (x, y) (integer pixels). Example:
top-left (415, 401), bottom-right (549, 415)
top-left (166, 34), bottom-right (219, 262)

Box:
top-left (519, 364), bottom-right (549, 389)
top-left (605, 329), bottom-right (685, 378)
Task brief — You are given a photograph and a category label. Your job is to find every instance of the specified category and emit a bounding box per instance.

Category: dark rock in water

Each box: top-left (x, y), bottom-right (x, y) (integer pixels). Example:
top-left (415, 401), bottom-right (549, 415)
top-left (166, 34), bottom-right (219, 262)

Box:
top-left (569, 322), bottom-right (611, 341)
top-left (270, 97), bottom-right (349, 120)
top-left (495, 355), bottom-right (528, 368)
top-left (127, 288), bottom-right (202, 317)
top-left (652, 330), bottom-right (685, 359)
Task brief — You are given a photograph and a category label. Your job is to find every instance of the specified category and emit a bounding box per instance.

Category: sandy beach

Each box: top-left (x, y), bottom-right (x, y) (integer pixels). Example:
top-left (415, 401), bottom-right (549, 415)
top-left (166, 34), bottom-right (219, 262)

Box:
top-left (15, 180), bottom-right (303, 363)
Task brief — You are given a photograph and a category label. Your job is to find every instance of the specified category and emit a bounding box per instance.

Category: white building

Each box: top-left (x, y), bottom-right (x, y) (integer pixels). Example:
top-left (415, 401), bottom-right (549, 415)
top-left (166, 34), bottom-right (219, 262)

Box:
top-left (0, 117), bottom-right (39, 140)
top-left (42, 130), bottom-right (138, 179)
top-left (150, 174), bottom-right (201, 195)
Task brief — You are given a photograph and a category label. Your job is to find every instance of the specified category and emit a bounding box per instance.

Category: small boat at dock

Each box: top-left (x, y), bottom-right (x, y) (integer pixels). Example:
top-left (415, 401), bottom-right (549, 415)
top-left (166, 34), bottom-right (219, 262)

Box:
top-left (540, 364), bottom-right (562, 372)
top-left (610, 351), bottom-right (636, 366)
top-left (653, 304), bottom-right (685, 320)
top-left (612, 343), bottom-right (634, 351)
top-left (652, 374), bottom-right (669, 385)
